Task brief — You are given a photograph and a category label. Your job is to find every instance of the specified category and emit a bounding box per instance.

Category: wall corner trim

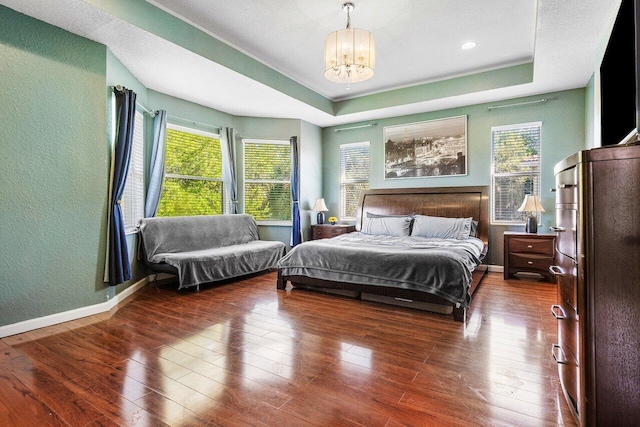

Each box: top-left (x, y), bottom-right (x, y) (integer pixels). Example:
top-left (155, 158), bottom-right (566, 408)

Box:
top-left (0, 277), bottom-right (149, 339)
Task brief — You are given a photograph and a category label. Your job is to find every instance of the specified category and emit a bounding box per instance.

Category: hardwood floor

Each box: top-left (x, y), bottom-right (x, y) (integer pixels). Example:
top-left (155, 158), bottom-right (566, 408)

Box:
top-left (0, 271), bottom-right (577, 426)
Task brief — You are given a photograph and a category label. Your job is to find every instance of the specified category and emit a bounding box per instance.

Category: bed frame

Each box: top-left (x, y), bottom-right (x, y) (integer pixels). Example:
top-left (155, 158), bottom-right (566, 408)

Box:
top-left (277, 186), bottom-right (489, 322)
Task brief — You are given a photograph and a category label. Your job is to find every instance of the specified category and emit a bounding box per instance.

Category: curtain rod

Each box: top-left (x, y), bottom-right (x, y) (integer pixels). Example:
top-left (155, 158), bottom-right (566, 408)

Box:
top-left (167, 114), bottom-right (221, 133)
top-left (136, 102), bottom-right (157, 117)
top-left (110, 85), bottom-right (157, 117)
top-left (487, 98), bottom-right (548, 111)
top-left (334, 123), bottom-right (377, 132)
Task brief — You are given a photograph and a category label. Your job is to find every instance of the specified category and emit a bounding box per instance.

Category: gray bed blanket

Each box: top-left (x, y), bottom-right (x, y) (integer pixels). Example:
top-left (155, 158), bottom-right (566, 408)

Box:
top-left (277, 232), bottom-right (485, 308)
top-left (139, 214), bottom-right (286, 289)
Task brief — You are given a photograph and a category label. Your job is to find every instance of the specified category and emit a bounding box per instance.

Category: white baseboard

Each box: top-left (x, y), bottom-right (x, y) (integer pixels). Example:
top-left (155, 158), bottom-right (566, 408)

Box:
top-left (488, 265), bottom-right (504, 273)
top-left (0, 276), bottom-right (149, 339)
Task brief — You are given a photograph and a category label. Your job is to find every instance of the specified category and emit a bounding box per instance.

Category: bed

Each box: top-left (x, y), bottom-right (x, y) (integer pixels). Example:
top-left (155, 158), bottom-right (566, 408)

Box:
top-left (277, 186), bottom-right (489, 322)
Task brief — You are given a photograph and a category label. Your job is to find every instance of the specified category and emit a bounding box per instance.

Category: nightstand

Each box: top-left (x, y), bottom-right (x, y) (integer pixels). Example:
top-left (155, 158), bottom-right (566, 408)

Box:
top-left (311, 224), bottom-right (356, 240)
top-left (504, 231), bottom-right (556, 282)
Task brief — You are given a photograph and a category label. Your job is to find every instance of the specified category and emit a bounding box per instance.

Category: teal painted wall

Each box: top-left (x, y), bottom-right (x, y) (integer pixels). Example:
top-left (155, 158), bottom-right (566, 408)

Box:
top-left (585, 74), bottom-right (596, 149)
top-left (0, 6), bottom-right (109, 326)
top-left (299, 120), bottom-right (324, 242)
top-left (321, 90), bottom-right (586, 266)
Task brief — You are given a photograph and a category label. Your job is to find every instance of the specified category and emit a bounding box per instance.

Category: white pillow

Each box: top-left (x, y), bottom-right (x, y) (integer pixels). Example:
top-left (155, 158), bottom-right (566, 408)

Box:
top-left (411, 215), bottom-right (472, 240)
top-left (362, 215), bottom-right (412, 237)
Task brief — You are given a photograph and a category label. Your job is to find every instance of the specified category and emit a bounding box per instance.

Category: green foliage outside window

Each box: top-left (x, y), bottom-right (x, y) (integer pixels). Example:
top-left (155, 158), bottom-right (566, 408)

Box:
top-left (244, 142), bottom-right (291, 221)
top-left (492, 124), bottom-right (541, 223)
top-left (157, 128), bottom-right (224, 217)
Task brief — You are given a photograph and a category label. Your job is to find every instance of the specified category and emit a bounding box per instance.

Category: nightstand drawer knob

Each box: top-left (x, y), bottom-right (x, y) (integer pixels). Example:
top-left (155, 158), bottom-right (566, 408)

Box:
top-left (527, 245), bottom-right (533, 248)
top-left (527, 261), bottom-right (533, 265)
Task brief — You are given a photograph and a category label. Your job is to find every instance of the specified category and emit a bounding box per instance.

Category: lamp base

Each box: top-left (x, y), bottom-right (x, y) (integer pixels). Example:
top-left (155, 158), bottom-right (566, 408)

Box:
top-left (317, 212), bottom-right (325, 225)
top-left (525, 215), bottom-right (538, 233)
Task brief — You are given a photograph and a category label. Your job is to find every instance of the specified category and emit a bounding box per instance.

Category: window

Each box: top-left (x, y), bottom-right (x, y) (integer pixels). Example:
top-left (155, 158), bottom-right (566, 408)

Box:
top-left (243, 140), bottom-right (291, 222)
top-left (122, 110), bottom-right (144, 232)
top-left (157, 125), bottom-right (225, 217)
top-left (340, 141), bottom-right (370, 219)
top-left (491, 122), bottom-right (542, 224)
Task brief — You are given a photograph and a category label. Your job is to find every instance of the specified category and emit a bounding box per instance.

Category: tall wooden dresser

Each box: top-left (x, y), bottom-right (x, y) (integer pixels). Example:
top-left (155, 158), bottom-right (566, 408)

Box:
top-left (550, 144), bottom-right (640, 426)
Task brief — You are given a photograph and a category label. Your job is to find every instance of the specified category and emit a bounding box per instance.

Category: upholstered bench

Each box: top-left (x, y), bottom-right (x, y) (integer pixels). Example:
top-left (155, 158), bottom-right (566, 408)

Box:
top-left (138, 214), bottom-right (286, 291)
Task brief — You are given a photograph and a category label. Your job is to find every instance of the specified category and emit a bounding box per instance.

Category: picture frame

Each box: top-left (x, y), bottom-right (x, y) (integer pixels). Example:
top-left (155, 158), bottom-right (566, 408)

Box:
top-left (384, 115), bottom-right (467, 179)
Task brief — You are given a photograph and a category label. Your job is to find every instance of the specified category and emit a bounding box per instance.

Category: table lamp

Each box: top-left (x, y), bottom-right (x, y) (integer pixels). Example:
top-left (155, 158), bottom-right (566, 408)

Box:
top-left (518, 194), bottom-right (545, 233)
top-left (313, 198), bottom-right (329, 224)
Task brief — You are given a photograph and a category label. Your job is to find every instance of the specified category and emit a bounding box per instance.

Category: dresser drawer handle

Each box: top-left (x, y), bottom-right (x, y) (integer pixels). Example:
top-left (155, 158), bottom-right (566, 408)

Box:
top-left (549, 265), bottom-right (565, 277)
top-left (551, 344), bottom-right (568, 365)
top-left (551, 304), bottom-right (567, 320)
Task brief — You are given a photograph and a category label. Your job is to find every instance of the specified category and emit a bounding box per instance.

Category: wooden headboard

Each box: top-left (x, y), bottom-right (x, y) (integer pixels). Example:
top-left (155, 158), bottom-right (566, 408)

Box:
top-left (355, 186), bottom-right (489, 245)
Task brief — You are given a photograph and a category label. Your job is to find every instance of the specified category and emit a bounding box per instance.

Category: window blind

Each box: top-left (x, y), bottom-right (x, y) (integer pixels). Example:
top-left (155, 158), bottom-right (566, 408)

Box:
top-left (244, 140), bottom-right (291, 221)
top-left (491, 123), bottom-right (542, 223)
top-left (157, 126), bottom-right (225, 217)
top-left (122, 110), bottom-right (145, 231)
top-left (340, 141), bottom-right (370, 219)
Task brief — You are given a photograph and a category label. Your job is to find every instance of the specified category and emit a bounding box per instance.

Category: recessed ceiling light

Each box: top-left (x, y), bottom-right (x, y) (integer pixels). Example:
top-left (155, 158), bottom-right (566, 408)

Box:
top-left (461, 41), bottom-right (477, 50)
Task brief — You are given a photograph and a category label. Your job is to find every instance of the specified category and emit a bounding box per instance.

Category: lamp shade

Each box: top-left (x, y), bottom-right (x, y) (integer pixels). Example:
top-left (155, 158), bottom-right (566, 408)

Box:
top-left (518, 195), bottom-right (545, 213)
top-left (313, 198), bottom-right (329, 212)
top-left (324, 2), bottom-right (375, 85)
top-left (324, 28), bottom-right (375, 84)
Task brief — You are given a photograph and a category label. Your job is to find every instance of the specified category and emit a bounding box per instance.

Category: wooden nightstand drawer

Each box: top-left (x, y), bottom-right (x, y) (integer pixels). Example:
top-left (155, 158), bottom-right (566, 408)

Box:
top-left (508, 237), bottom-right (554, 255)
top-left (311, 224), bottom-right (355, 240)
top-left (509, 253), bottom-right (554, 271)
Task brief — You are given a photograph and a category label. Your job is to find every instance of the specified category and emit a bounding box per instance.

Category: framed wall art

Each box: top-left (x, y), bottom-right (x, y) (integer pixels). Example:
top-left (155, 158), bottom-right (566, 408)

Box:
top-left (384, 115), bottom-right (467, 179)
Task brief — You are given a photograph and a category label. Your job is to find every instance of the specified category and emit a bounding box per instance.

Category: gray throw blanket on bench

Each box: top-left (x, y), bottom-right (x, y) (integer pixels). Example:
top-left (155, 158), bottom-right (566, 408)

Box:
top-left (139, 214), bottom-right (286, 289)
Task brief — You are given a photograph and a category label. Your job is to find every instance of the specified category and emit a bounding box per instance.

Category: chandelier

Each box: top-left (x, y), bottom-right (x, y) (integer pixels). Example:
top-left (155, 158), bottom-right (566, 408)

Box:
top-left (324, 2), bottom-right (375, 88)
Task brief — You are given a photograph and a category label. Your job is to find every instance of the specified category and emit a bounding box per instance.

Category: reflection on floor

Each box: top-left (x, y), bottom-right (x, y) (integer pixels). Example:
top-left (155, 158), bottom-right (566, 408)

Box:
top-left (0, 271), bottom-right (576, 426)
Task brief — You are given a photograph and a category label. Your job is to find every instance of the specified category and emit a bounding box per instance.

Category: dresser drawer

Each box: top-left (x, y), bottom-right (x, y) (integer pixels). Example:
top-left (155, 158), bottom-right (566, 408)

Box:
top-left (555, 296), bottom-right (579, 363)
top-left (509, 237), bottom-right (554, 255)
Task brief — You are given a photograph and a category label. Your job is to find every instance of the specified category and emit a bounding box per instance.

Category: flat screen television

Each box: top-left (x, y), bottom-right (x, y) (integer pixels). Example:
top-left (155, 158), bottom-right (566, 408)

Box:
top-left (600, 0), bottom-right (640, 146)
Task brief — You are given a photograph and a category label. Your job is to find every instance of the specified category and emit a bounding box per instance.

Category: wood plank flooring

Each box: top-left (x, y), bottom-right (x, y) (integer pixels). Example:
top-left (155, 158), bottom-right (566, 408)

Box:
top-left (0, 271), bottom-right (577, 426)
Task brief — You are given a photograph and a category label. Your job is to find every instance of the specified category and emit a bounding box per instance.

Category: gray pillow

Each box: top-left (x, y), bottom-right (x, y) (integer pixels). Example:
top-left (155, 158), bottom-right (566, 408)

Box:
top-left (362, 215), bottom-right (412, 237)
top-left (411, 215), bottom-right (473, 240)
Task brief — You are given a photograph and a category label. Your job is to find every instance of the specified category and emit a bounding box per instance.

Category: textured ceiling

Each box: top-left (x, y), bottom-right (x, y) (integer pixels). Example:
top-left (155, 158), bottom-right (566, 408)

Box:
top-left (149, 0), bottom-right (537, 101)
top-left (0, 0), bottom-right (621, 126)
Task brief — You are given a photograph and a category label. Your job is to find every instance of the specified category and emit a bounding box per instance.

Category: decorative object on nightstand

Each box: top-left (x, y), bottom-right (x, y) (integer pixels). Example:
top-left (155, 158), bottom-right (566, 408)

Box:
top-left (503, 231), bottom-right (555, 282)
top-left (311, 224), bottom-right (355, 240)
top-left (328, 216), bottom-right (338, 225)
top-left (518, 194), bottom-right (545, 233)
top-left (313, 198), bottom-right (329, 224)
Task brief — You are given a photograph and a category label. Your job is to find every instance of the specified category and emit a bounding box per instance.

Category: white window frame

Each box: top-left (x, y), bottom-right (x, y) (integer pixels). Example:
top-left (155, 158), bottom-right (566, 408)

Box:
top-left (162, 124), bottom-right (227, 215)
top-left (490, 121), bottom-right (542, 225)
top-left (122, 110), bottom-right (145, 233)
top-left (243, 139), bottom-right (291, 225)
top-left (340, 141), bottom-right (370, 220)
